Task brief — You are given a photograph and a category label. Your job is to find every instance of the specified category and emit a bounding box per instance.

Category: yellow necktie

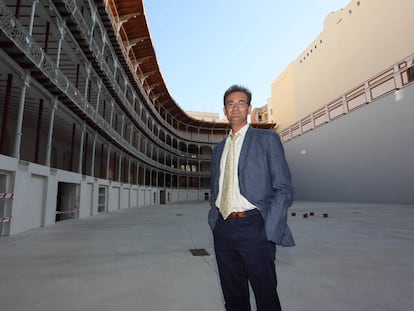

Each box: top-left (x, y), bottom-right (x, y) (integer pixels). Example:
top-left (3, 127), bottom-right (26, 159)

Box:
top-left (220, 134), bottom-right (238, 219)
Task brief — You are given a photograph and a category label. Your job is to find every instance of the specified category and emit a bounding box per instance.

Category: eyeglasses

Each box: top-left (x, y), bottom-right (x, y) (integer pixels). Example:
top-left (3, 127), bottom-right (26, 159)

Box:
top-left (225, 100), bottom-right (249, 109)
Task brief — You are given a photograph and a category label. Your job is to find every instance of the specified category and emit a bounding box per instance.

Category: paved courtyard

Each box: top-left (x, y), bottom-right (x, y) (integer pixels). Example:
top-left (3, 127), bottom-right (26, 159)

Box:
top-left (0, 200), bottom-right (413, 311)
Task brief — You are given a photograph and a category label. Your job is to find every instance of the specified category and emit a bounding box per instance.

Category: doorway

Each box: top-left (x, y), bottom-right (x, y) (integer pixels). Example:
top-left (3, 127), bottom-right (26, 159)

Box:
top-left (56, 182), bottom-right (79, 221)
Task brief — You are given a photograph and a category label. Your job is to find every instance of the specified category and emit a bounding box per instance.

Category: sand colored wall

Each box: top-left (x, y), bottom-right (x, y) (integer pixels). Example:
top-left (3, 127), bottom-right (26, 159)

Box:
top-left (269, 0), bottom-right (414, 131)
top-left (269, 64), bottom-right (297, 130)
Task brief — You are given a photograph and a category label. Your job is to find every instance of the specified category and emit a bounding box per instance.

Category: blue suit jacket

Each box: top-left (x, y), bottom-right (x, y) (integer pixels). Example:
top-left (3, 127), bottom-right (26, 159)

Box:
top-left (208, 126), bottom-right (295, 247)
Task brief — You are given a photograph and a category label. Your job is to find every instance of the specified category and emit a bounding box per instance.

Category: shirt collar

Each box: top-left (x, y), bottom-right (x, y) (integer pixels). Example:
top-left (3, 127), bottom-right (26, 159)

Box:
top-left (230, 123), bottom-right (249, 138)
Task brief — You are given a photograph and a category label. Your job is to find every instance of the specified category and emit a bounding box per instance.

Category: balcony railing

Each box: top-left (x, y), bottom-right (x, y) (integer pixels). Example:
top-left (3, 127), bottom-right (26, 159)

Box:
top-left (0, 1), bottom-right (207, 177)
top-left (280, 54), bottom-right (414, 142)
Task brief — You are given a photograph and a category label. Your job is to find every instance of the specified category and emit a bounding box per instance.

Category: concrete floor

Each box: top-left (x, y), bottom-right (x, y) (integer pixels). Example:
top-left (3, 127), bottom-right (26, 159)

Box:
top-left (0, 201), bottom-right (413, 311)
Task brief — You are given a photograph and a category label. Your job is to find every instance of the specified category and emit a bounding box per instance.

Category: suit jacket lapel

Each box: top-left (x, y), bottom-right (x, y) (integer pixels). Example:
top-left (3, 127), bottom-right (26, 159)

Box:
top-left (238, 127), bottom-right (252, 173)
top-left (215, 140), bottom-right (226, 186)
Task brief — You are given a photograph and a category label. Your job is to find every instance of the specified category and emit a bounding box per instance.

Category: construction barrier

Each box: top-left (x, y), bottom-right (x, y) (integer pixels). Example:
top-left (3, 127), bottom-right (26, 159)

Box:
top-left (55, 207), bottom-right (80, 216)
top-left (0, 217), bottom-right (12, 223)
top-left (0, 193), bottom-right (14, 199)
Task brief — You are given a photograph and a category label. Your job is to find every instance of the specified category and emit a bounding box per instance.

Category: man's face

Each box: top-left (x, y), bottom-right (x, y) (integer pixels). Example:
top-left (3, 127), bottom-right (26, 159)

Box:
top-left (223, 91), bottom-right (251, 128)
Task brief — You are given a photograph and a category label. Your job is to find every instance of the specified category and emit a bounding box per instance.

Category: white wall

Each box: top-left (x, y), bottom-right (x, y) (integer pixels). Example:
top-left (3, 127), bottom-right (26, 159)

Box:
top-left (0, 157), bottom-right (209, 236)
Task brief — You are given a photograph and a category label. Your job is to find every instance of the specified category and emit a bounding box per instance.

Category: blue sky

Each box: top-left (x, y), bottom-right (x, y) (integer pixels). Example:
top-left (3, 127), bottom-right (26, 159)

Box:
top-left (145, 0), bottom-right (350, 118)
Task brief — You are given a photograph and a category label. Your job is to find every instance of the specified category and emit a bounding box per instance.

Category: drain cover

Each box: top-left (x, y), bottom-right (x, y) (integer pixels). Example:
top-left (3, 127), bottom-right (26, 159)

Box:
top-left (189, 248), bottom-right (210, 256)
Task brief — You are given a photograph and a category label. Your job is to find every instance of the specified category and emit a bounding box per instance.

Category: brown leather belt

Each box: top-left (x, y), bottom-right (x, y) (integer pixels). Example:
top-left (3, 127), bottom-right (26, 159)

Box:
top-left (227, 209), bottom-right (259, 219)
top-left (227, 211), bottom-right (247, 219)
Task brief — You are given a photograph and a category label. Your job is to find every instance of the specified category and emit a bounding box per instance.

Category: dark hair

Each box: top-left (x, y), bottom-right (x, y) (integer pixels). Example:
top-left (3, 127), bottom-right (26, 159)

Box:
top-left (223, 85), bottom-right (252, 106)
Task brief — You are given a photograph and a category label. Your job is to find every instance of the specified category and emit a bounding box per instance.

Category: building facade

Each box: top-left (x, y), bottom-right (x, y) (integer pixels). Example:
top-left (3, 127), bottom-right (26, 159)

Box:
top-left (2, 0), bottom-right (412, 236)
top-left (269, 0), bottom-right (414, 204)
top-left (269, 0), bottom-right (414, 131)
top-left (0, 0), bottom-right (273, 236)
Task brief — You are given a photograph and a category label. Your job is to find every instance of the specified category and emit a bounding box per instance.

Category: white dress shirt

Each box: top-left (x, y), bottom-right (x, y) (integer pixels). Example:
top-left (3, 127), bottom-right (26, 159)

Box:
top-left (215, 124), bottom-right (257, 212)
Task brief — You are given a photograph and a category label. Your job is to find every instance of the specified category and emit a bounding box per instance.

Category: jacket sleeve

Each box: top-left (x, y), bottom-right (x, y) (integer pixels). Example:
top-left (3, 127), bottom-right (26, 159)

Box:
top-left (265, 132), bottom-right (295, 246)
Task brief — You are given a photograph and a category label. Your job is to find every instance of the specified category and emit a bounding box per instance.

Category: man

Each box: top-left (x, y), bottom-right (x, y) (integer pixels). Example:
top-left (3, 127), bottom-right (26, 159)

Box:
top-left (208, 85), bottom-right (295, 311)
